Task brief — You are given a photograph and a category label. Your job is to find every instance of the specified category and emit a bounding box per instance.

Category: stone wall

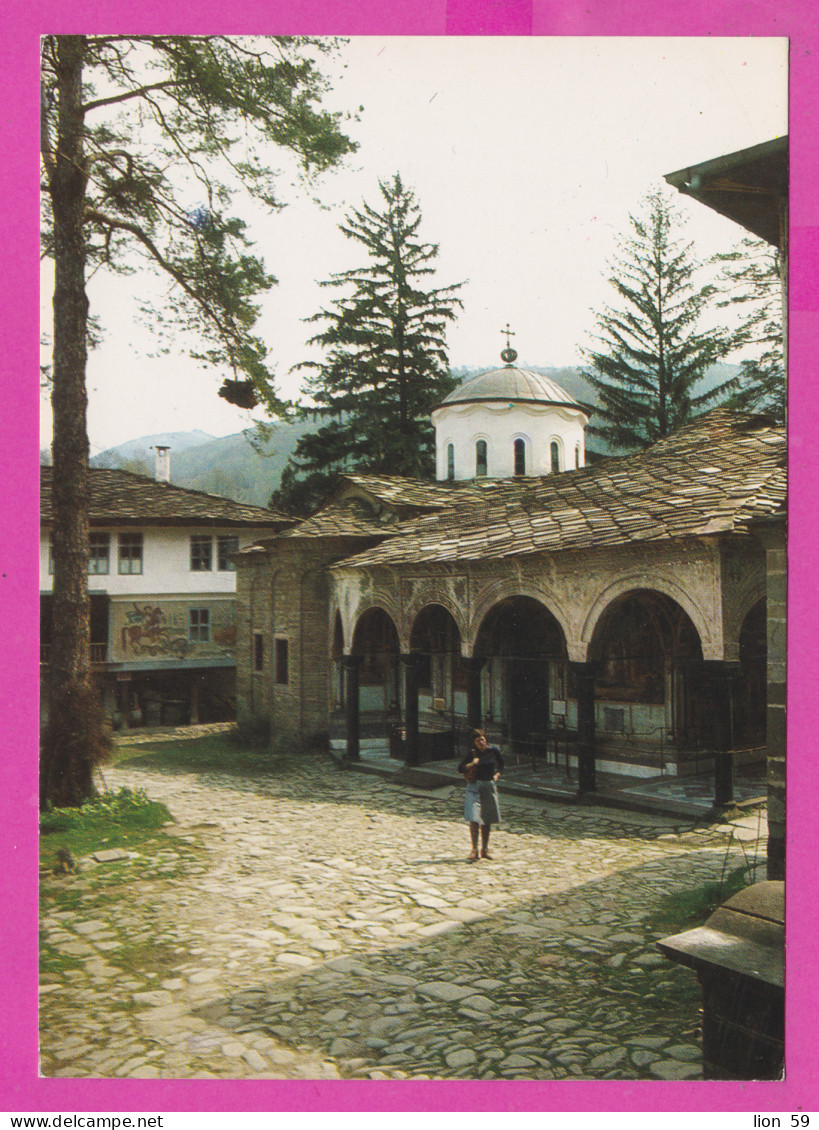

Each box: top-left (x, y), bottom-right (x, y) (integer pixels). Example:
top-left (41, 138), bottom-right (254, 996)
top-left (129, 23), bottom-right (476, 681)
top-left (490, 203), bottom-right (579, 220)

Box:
top-left (236, 538), bottom-right (377, 747)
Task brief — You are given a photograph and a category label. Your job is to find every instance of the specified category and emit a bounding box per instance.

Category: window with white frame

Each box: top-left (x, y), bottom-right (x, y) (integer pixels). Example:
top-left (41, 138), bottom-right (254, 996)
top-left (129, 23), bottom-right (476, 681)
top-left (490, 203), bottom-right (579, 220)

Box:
top-left (190, 534), bottom-right (212, 571)
top-left (513, 438), bottom-right (526, 476)
top-left (189, 608), bottom-right (210, 642)
top-left (217, 534), bottom-right (239, 571)
top-left (446, 443), bottom-right (455, 481)
top-left (550, 441), bottom-right (560, 474)
top-left (118, 533), bottom-right (143, 574)
top-left (476, 439), bottom-right (488, 477)
top-left (88, 533), bottom-right (110, 575)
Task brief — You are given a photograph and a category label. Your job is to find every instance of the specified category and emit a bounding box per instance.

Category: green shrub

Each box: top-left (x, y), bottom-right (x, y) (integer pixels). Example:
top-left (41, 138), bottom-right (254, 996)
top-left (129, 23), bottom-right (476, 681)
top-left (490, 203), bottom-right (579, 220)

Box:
top-left (41, 787), bottom-right (170, 834)
top-left (648, 863), bottom-right (754, 935)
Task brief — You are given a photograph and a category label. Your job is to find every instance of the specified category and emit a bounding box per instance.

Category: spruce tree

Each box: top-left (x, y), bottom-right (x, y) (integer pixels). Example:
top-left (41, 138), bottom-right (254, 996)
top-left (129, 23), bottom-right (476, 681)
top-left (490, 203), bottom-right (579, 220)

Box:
top-left (582, 189), bottom-right (735, 451)
top-left (713, 237), bottom-right (785, 423)
top-left (272, 174), bottom-right (463, 515)
top-left (40, 35), bottom-right (355, 807)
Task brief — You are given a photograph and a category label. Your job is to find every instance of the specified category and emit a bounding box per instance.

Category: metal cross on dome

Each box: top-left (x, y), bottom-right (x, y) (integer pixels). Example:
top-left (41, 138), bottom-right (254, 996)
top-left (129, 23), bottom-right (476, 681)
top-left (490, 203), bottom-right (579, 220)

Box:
top-left (500, 322), bottom-right (518, 364)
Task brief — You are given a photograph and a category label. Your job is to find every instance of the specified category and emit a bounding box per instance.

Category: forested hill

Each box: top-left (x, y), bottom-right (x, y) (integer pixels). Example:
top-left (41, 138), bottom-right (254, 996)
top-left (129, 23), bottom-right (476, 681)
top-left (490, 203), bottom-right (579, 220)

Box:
top-left (72, 363), bottom-right (739, 507)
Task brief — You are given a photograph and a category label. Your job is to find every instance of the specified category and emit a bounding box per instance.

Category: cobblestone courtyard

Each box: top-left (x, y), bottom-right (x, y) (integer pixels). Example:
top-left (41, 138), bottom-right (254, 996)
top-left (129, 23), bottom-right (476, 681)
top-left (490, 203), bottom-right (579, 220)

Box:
top-left (39, 738), bottom-right (768, 1081)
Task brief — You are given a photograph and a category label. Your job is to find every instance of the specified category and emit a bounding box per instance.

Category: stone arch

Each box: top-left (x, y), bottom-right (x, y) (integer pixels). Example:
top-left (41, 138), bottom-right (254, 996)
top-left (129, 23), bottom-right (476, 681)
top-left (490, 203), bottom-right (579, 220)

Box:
top-left (467, 581), bottom-right (572, 658)
top-left (404, 588), bottom-right (467, 649)
top-left (351, 605), bottom-right (401, 718)
top-left (581, 574), bottom-right (713, 660)
top-left (409, 603), bottom-right (466, 719)
top-left (472, 595), bottom-right (571, 756)
top-left (587, 588), bottom-right (705, 750)
top-left (348, 593), bottom-right (403, 652)
top-left (724, 580), bottom-right (768, 662)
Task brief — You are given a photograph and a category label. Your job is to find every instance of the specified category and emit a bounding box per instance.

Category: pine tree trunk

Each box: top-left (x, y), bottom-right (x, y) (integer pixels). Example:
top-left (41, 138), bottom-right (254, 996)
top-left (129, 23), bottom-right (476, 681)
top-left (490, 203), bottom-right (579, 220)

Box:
top-left (42, 36), bottom-right (108, 808)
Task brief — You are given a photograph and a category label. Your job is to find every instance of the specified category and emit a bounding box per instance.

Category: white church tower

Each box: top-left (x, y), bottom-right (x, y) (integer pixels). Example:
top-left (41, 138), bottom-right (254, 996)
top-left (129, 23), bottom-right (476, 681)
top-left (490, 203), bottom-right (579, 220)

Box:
top-left (432, 326), bottom-right (590, 481)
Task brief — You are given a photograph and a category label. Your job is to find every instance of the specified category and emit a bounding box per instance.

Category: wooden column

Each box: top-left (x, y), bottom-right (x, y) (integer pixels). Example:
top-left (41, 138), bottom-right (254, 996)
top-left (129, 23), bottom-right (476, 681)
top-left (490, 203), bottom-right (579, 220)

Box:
top-left (571, 661), bottom-right (597, 793)
top-left (749, 515), bottom-right (786, 880)
top-left (401, 653), bottom-right (422, 767)
top-left (341, 655), bottom-right (361, 762)
top-left (704, 660), bottom-right (742, 808)
top-left (463, 655), bottom-right (487, 731)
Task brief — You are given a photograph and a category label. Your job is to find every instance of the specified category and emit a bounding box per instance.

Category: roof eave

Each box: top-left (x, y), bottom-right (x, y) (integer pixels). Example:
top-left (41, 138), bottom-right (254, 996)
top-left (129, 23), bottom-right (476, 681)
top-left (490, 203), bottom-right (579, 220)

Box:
top-left (664, 136), bottom-right (788, 247)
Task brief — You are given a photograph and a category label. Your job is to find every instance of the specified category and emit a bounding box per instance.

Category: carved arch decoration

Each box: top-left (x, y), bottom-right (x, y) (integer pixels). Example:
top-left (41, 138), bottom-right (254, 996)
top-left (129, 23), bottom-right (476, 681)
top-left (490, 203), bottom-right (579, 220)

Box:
top-left (402, 584), bottom-right (469, 649)
top-left (723, 580), bottom-right (768, 662)
top-left (580, 574), bottom-right (714, 661)
top-left (331, 566), bottom-right (403, 654)
top-left (466, 578), bottom-right (573, 658)
top-left (349, 596), bottom-right (404, 654)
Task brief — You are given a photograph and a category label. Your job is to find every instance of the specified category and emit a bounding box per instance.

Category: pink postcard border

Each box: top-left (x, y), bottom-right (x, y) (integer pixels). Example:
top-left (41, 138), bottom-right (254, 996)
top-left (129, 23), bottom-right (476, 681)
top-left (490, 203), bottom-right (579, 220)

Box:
top-left (3, 0), bottom-right (816, 1113)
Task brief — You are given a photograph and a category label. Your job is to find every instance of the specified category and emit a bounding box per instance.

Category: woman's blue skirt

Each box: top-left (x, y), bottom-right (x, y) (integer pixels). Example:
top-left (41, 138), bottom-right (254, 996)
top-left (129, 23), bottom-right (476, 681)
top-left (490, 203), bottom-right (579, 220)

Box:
top-left (463, 780), bottom-right (501, 825)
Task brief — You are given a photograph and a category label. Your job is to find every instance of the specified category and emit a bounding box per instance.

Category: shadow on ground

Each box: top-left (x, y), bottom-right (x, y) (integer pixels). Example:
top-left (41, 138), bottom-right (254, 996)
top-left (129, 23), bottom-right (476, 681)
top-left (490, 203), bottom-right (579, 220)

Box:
top-left (188, 846), bottom-right (741, 1081)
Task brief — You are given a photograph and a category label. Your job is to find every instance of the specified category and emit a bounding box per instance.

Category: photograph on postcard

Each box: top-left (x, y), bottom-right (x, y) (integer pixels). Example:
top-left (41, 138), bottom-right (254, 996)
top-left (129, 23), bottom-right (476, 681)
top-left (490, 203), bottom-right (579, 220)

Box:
top-left (39, 34), bottom-right (787, 1082)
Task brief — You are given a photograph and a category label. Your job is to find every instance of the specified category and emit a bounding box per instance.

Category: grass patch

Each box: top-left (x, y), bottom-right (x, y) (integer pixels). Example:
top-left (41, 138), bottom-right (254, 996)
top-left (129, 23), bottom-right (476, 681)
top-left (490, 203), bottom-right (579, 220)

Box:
top-left (113, 730), bottom-right (309, 776)
top-left (40, 787), bottom-right (172, 872)
top-left (645, 864), bottom-right (754, 936)
top-left (39, 941), bottom-right (87, 977)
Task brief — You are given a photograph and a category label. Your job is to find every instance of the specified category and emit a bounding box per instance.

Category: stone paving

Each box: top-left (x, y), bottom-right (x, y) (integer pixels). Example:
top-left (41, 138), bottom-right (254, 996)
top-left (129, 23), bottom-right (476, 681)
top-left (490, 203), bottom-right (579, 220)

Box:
top-left (39, 737), bottom-right (768, 1081)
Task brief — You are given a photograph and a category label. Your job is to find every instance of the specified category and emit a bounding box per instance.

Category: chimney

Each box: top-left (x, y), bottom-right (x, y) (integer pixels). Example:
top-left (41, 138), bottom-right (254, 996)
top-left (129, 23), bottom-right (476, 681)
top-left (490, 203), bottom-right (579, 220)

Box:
top-left (153, 445), bottom-right (171, 483)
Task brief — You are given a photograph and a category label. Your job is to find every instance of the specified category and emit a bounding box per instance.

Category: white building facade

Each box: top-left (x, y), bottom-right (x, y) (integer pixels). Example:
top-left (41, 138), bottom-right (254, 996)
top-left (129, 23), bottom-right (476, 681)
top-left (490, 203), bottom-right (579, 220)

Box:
top-left (40, 466), bottom-right (287, 727)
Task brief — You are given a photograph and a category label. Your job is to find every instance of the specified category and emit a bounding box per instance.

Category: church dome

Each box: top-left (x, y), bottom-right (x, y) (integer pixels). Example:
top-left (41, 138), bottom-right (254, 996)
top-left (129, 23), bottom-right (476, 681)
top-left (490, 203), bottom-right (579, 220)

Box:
top-left (439, 366), bottom-right (583, 410)
top-left (432, 343), bottom-right (589, 482)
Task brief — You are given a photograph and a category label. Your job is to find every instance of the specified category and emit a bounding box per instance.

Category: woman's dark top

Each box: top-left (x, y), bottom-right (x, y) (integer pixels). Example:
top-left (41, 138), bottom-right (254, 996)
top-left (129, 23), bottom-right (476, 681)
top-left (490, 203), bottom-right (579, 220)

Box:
top-left (457, 745), bottom-right (504, 781)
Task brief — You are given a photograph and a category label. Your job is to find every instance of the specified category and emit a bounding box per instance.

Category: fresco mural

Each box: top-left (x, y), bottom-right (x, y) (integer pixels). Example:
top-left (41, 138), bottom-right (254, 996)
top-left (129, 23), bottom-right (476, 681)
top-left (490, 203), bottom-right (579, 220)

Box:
top-left (112, 601), bottom-right (237, 662)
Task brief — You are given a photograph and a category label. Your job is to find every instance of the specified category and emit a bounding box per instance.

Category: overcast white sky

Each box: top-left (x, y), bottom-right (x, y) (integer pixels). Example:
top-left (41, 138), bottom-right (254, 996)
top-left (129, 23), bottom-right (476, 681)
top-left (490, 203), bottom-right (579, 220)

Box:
top-left (40, 35), bottom-right (788, 455)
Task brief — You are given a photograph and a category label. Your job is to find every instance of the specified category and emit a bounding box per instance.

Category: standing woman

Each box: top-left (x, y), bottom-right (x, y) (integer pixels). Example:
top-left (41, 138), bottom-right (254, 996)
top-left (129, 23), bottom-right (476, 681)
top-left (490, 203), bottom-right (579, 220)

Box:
top-left (458, 729), bottom-right (504, 862)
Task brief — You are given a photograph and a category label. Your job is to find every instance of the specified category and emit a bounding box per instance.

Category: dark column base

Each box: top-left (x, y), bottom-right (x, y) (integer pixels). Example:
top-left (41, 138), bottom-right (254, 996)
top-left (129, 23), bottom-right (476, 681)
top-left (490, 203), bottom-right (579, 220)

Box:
top-left (703, 661), bottom-right (742, 809)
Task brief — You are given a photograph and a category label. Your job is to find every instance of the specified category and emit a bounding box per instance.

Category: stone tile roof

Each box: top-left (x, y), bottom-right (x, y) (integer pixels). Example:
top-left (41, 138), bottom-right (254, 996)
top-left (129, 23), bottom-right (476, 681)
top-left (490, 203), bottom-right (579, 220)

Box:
top-left (276, 475), bottom-right (493, 540)
top-left (278, 497), bottom-right (398, 539)
top-left (330, 410), bottom-right (786, 569)
top-left (338, 473), bottom-right (490, 511)
top-left (40, 466), bottom-right (291, 528)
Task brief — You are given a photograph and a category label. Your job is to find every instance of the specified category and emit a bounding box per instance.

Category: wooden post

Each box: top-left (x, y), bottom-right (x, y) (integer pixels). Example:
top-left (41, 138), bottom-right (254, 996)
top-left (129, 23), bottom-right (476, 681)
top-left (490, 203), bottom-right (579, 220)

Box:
top-left (704, 661), bottom-right (741, 809)
top-left (402, 653), bottom-right (421, 767)
top-left (341, 655), bottom-right (361, 761)
top-left (463, 655), bottom-right (486, 731)
top-left (571, 661), bottom-right (597, 793)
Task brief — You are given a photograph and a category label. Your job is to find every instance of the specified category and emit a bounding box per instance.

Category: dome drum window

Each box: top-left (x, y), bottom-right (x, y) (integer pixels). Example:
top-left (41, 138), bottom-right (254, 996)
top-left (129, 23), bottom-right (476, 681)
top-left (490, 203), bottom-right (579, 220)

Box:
top-left (514, 438), bottom-right (526, 476)
top-left (476, 439), bottom-right (488, 478)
